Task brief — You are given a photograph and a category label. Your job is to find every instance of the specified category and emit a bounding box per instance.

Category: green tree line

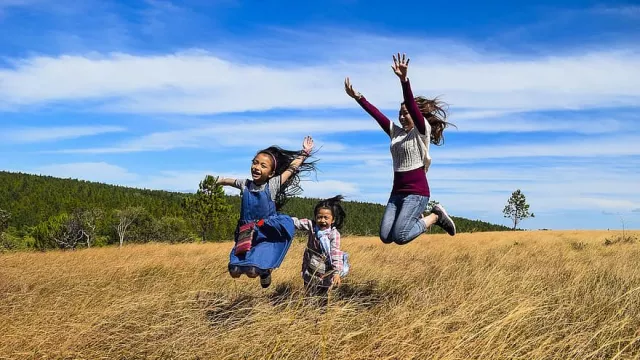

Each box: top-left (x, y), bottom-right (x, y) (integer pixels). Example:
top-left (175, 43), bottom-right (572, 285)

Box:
top-left (0, 171), bottom-right (510, 251)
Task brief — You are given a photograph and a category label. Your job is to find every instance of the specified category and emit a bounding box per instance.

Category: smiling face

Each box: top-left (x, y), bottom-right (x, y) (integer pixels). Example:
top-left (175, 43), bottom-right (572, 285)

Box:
top-left (251, 153), bottom-right (275, 185)
top-left (315, 208), bottom-right (334, 230)
top-left (398, 104), bottom-right (414, 131)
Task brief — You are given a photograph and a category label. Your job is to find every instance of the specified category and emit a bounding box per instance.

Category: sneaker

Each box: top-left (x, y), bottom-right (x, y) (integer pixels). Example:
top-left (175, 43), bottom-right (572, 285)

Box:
top-left (260, 272), bottom-right (272, 288)
top-left (246, 266), bottom-right (259, 278)
top-left (228, 265), bottom-right (241, 278)
top-left (431, 204), bottom-right (456, 236)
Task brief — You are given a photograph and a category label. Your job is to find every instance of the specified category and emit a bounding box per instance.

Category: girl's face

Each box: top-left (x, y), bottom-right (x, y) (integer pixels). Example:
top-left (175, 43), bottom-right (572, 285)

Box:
top-left (398, 104), bottom-right (414, 131)
top-left (251, 153), bottom-right (275, 184)
top-left (315, 208), bottom-right (334, 230)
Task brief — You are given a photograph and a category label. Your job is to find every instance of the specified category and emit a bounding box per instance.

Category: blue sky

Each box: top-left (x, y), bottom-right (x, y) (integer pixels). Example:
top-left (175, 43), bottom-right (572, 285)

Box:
top-left (1, 0), bottom-right (640, 230)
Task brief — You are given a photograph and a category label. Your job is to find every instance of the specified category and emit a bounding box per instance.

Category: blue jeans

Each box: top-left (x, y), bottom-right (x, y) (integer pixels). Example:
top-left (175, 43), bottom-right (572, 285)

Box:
top-left (380, 194), bottom-right (429, 245)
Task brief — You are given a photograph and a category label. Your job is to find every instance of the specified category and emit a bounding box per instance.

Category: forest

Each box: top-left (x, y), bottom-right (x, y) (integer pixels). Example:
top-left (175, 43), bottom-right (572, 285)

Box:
top-left (0, 171), bottom-right (511, 251)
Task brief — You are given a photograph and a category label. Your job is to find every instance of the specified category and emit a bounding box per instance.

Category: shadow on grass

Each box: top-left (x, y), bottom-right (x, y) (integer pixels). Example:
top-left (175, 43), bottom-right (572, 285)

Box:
top-left (268, 282), bottom-right (301, 307)
top-left (197, 292), bottom-right (258, 329)
top-left (332, 279), bottom-right (402, 309)
top-left (196, 279), bottom-right (403, 327)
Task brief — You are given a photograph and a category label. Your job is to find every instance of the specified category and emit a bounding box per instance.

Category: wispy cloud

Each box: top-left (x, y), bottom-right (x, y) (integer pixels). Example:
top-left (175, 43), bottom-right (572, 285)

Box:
top-left (1, 40), bottom-right (639, 114)
top-left (24, 162), bottom-right (361, 201)
top-left (437, 135), bottom-right (640, 161)
top-left (44, 118), bottom-right (374, 154)
top-left (34, 162), bottom-right (138, 183)
top-left (1, 125), bottom-right (126, 144)
top-left (590, 5), bottom-right (640, 18)
top-left (318, 134), bottom-right (640, 165)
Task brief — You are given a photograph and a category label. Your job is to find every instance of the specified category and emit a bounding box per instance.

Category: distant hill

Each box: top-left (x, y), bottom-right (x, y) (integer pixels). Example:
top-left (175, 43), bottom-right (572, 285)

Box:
top-left (0, 171), bottom-right (511, 237)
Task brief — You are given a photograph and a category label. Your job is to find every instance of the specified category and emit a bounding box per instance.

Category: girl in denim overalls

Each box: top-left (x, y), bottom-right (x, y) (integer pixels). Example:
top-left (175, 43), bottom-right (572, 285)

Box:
top-left (213, 136), bottom-right (316, 288)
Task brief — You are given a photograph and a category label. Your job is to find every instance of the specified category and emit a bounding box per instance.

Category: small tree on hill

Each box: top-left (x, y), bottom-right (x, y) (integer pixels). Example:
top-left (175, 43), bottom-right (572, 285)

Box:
top-left (34, 213), bottom-right (84, 250)
top-left (503, 189), bottom-right (534, 230)
top-left (184, 175), bottom-right (234, 242)
top-left (75, 208), bottom-right (103, 248)
top-left (114, 206), bottom-right (145, 247)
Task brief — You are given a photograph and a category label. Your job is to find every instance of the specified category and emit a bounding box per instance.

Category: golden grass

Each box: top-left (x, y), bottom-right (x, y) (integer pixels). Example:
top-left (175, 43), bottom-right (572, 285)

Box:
top-left (2, 230), bottom-right (640, 359)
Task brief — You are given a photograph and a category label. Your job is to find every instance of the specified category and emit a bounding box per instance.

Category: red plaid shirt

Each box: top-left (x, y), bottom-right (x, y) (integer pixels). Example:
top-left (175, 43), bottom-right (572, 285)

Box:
top-left (292, 217), bottom-right (343, 274)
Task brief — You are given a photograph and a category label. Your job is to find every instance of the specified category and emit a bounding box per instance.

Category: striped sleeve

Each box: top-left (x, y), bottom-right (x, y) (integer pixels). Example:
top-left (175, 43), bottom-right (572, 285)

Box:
top-left (329, 229), bottom-right (343, 272)
top-left (292, 217), bottom-right (314, 232)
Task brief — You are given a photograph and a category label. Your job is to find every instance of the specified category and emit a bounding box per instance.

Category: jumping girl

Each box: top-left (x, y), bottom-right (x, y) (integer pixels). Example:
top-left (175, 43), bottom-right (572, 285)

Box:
top-left (213, 136), bottom-right (316, 288)
top-left (292, 195), bottom-right (349, 301)
top-left (344, 53), bottom-right (457, 245)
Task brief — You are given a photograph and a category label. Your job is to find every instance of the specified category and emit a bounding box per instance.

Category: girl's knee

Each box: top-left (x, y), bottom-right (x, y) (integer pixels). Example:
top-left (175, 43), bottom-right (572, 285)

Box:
top-left (379, 233), bottom-right (394, 244)
top-left (391, 229), bottom-right (414, 245)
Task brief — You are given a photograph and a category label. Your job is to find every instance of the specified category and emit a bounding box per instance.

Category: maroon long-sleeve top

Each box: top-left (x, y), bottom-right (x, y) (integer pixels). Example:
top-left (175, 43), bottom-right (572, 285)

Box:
top-left (356, 79), bottom-right (430, 197)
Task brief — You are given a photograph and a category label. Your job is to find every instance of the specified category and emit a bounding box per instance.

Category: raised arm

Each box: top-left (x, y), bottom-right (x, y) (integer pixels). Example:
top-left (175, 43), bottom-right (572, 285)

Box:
top-left (392, 53), bottom-right (427, 135)
top-left (280, 136), bottom-right (313, 185)
top-left (345, 77), bottom-right (392, 136)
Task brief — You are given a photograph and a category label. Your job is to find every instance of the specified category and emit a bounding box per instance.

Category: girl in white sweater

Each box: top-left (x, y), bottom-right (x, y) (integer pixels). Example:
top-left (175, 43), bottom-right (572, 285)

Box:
top-left (344, 53), bottom-right (457, 244)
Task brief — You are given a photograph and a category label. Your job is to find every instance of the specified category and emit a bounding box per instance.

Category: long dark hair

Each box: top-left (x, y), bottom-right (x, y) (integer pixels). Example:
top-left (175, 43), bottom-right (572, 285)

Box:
top-left (314, 195), bottom-right (346, 229)
top-left (256, 146), bottom-right (318, 210)
top-left (404, 96), bottom-right (456, 145)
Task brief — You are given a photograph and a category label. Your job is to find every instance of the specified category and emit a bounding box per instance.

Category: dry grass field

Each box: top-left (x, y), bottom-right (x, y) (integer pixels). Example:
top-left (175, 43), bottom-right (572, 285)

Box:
top-left (2, 230), bottom-right (640, 359)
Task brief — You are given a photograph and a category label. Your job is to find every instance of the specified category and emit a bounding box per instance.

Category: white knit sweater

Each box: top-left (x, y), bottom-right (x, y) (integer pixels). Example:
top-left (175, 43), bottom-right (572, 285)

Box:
top-left (388, 121), bottom-right (432, 173)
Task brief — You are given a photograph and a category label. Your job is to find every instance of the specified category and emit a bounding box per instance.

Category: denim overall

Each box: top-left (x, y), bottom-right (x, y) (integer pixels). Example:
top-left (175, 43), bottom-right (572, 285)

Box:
top-left (228, 180), bottom-right (295, 274)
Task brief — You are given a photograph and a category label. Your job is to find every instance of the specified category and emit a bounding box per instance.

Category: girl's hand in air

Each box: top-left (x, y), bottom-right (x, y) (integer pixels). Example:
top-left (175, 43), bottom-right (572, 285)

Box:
top-left (392, 52), bottom-right (410, 81)
top-left (344, 77), bottom-right (362, 100)
top-left (302, 136), bottom-right (314, 156)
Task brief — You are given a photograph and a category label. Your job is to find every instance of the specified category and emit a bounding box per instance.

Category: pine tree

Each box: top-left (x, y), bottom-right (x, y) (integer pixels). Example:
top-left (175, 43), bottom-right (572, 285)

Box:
top-left (503, 189), bottom-right (534, 230)
top-left (184, 176), bottom-right (234, 242)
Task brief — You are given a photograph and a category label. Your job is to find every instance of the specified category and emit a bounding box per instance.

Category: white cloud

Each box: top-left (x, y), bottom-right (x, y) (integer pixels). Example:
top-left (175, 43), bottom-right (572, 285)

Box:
top-left (316, 134), bottom-right (640, 166)
top-left (298, 179), bottom-right (360, 199)
top-left (34, 162), bottom-right (138, 183)
top-left (1, 125), bottom-right (125, 144)
top-left (321, 157), bottom-right (640, 214)
top-left (437, 135), bottom-right (640, 161)
top-left (44, 118), bottom-right (374, 154)
top-left (13, 155), bottom-right (640, 231)
top-left (1, 40), bottom-right (639, 114)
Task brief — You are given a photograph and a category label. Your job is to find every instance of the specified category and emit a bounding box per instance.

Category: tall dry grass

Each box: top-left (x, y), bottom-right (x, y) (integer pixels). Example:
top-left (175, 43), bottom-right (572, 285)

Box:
top-left (2, 230), bottom-right (640, 359)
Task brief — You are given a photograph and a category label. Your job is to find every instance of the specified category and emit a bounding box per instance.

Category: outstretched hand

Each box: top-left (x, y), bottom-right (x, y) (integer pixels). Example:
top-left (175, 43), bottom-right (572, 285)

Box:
top-left (302, 136), bottom-right (314, 155)
top-left (344, 77), bottom-right (362, 100)
top-left (392, 52), bottom-right (410, 81)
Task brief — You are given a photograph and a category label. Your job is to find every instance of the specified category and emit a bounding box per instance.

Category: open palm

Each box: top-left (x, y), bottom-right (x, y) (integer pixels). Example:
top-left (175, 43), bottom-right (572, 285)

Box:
top-left (392, 53), bottom-right (410, 80)
top-left (344, 77), bottom-right (362, 99)
top-left (302, 136), bottom-right (314, 155)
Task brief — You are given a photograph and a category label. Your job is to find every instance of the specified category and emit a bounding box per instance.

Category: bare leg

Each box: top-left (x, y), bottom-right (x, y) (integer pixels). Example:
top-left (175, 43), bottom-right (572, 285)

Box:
top-left (424, 204), bottom-right (456, 236)
top-left (422, 213), bottom-right (438, 230)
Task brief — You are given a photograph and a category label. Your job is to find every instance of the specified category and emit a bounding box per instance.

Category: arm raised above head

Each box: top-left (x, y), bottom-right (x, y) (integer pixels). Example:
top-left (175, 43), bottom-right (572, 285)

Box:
top-left (400, 78), bottom-right (427, 135)
top-left (281, 136), bottom-right (314, 185)
top-left (392, 53), bottom-right (427, 135)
